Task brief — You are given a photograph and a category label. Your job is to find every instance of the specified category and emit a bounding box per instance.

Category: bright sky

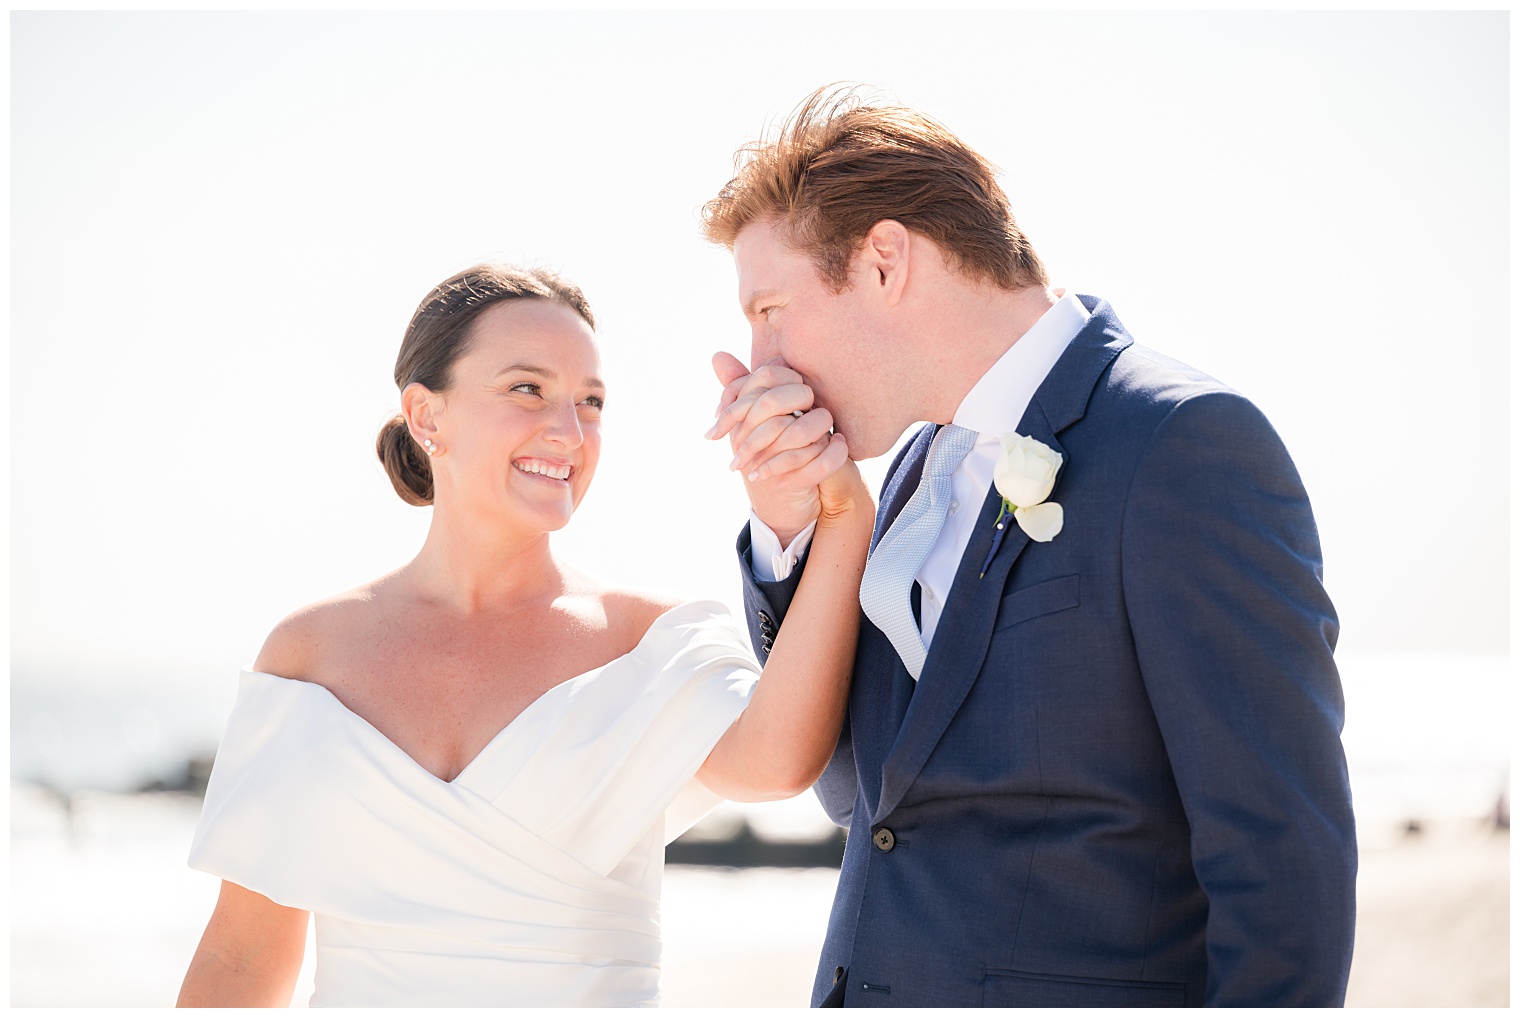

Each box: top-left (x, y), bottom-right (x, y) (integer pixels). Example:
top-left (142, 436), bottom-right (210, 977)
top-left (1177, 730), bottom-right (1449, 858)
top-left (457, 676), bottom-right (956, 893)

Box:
top-left (12, 11), bottom-right (1509, 701)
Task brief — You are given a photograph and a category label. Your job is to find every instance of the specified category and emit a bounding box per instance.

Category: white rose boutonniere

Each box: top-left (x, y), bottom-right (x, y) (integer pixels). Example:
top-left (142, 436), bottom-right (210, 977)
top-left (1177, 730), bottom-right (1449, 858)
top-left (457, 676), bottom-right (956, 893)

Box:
top-left (980, 433), bottom-right (1064, 576)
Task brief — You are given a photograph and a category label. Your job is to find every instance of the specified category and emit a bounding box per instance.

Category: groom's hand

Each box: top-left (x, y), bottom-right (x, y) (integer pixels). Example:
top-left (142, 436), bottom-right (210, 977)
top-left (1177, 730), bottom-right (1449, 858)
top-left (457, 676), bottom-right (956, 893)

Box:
top-left (706, 352), bottom-right (844, 547)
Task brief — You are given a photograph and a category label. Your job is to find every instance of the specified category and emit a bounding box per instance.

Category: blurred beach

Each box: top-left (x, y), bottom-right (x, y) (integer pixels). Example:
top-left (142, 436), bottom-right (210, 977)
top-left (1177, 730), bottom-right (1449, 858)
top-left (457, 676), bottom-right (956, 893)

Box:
top-left (9, 651), bottom-right (1511, 1007)
top-left (8, 784), bottom-right (1510, 1007)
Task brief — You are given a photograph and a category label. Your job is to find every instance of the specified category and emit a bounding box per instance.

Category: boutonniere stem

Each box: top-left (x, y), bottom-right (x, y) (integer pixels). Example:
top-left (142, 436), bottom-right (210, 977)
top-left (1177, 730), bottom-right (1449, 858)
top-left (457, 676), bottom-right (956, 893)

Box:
top-left (979, 433), bottom-right (1065, 578)
top-left (980, 501), bottom-right (1013, 578)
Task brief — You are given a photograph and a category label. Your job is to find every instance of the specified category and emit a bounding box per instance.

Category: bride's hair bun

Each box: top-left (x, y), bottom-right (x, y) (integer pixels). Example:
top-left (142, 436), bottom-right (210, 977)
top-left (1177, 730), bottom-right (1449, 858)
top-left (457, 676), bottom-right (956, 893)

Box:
top-left (376, 413), bottom-right (434, 506)
top-left (377, 263), bottom-right (595, 506)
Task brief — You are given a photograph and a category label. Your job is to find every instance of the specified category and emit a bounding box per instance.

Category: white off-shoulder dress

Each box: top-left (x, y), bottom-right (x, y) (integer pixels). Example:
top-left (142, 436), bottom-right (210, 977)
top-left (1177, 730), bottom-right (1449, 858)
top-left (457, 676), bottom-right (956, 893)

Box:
top-left (188, 600), bottom-right (759, 1007)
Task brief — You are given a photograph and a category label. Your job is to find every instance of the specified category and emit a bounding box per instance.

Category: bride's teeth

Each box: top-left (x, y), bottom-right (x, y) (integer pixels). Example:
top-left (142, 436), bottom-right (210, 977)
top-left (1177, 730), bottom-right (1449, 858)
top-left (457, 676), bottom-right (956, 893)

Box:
top-left (517, 460), bottom-right (570, 480)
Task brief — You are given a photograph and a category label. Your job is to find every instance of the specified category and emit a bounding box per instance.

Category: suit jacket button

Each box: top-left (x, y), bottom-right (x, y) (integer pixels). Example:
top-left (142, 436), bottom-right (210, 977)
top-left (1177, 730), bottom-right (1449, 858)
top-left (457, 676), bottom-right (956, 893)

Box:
top-left (872, 827), bottom-right (895, 852)
top-left (757, 610), bottom-right (774, 628)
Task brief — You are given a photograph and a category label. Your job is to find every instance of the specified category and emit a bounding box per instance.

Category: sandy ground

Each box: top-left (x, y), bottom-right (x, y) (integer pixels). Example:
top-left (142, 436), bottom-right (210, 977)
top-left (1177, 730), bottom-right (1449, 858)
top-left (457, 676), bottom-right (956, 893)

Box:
top-left (1343, 820), bottom-right (1510, 1008)
top-left (9, 786), bottom-right (1509, 1007)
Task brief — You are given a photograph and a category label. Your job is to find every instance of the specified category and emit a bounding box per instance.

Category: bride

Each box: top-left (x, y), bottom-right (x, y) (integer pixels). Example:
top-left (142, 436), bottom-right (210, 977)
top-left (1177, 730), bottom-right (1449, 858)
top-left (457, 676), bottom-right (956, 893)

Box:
top-left (176, 264), bottom-right (871, 1007)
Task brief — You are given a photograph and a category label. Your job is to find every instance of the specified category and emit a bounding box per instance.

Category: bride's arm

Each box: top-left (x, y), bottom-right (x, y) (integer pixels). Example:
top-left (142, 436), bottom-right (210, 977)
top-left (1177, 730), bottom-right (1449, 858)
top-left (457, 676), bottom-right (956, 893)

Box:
top-left (697, 434), bottom-right (872, 802)
top-left (178, 880), bottom-right (308, 1006)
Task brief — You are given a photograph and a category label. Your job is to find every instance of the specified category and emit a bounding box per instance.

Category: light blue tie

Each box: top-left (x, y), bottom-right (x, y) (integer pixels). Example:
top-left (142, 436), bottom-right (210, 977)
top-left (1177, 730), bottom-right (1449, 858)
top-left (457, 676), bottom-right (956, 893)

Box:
top-left (859, 424), bottom-right (978, 680)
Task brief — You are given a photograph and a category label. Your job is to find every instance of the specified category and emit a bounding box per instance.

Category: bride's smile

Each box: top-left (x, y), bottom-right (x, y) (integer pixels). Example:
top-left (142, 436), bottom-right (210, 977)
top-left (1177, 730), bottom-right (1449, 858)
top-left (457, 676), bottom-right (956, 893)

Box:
top-left (512, 458), bottom-right (574, 482)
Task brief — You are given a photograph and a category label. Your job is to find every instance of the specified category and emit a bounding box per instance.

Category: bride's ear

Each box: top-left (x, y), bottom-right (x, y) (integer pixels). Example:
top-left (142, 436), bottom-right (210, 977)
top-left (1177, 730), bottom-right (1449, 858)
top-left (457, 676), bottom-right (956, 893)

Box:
top-left (401, 382), bottom-right (443, 451)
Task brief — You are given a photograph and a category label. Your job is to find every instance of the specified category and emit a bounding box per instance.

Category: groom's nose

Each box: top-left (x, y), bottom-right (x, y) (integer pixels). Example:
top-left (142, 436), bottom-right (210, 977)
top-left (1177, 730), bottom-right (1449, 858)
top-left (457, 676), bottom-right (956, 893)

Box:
top-left (749, 322), bottom-right (779, 371)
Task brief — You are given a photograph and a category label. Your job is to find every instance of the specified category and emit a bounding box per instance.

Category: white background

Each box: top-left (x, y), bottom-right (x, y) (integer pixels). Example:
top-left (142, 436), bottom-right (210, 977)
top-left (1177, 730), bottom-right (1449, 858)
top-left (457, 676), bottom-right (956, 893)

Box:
top-left (10, 11), bottom-right (1509, 783)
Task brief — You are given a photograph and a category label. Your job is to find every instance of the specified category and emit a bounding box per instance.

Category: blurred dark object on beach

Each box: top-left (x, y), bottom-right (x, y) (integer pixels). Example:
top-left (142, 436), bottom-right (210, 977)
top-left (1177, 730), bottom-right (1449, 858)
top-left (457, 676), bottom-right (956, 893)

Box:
top-left (668, 819), bottom-right (845, 868)
top-left (134, 754), bottom-right (214, 797)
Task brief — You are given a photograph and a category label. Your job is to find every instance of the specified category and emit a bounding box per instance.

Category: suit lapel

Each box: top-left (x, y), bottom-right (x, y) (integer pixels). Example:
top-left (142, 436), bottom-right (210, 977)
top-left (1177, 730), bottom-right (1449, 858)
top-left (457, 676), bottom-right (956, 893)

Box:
top-left (851, 424), bottom-right (935, 818)
top-left (872, 402), bottom-right (1061, 823)
top-left (871, 297), bottom-right (1132, 824)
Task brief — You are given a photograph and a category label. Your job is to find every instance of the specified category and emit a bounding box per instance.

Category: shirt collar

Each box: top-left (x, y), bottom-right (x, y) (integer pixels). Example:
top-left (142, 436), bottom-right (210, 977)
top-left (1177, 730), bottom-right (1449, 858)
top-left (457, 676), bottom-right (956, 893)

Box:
top-left (952, 290), bottom-right (1091, 438)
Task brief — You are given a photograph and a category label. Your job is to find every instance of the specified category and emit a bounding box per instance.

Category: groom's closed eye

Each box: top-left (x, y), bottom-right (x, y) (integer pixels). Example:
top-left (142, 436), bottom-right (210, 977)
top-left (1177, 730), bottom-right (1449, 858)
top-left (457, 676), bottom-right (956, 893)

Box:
top-left (742, 289), bottom-right (785, 319)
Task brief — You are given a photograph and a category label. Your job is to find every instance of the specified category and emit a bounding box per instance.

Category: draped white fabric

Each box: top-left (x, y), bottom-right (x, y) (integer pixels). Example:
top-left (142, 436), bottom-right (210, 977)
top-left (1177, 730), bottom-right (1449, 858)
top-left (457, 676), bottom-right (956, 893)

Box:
top-left (188, 600), bottom-right (758, 1007)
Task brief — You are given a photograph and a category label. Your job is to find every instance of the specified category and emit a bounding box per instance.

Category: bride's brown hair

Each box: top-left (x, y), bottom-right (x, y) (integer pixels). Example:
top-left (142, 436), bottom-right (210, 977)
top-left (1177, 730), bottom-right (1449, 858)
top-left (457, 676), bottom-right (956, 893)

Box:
top-left (376, 264), bottom-right (596, 506)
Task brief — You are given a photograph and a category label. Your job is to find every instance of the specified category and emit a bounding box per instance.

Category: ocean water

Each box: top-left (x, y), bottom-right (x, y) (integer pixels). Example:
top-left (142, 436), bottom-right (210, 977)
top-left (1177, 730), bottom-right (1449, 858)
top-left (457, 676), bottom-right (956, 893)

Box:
top-left (12, 665), bottom-right (236, 795)
top-left (1335, 652), bottom-right (1511, 831)
top-left (11, 652), bottom-right (1512, 830)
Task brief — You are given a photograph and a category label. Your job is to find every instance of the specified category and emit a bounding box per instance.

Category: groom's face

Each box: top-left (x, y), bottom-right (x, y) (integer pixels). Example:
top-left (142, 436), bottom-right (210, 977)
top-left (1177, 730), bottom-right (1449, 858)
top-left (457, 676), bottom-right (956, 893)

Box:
top-left (733, 220), bottom-right (894, 457)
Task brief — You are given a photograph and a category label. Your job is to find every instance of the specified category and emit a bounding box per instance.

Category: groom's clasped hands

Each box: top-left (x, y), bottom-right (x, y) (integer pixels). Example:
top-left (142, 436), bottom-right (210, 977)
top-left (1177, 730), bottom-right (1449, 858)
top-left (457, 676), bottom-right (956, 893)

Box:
top-left (705, 351), bottom-right (862, 539)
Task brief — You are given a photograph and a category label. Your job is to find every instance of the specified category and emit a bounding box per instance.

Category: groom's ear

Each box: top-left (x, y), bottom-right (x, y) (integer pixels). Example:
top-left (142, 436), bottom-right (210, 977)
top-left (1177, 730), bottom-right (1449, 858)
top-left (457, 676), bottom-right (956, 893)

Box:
top-left (862, 219), bottom-right (911, 308)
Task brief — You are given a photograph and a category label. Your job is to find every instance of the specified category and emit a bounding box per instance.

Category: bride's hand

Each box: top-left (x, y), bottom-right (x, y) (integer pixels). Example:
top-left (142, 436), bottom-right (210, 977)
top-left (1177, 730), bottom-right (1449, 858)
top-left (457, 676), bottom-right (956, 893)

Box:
top-left (708, 352), bottom-right (838, 546)
top-left (815, 438), bottom-right (873, 533)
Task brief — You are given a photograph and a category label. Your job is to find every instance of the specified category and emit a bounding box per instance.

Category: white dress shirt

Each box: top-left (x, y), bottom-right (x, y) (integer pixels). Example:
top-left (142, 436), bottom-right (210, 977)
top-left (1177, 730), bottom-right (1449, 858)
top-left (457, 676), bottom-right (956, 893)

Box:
top-left (749, 291), bottom-right (1091, 656)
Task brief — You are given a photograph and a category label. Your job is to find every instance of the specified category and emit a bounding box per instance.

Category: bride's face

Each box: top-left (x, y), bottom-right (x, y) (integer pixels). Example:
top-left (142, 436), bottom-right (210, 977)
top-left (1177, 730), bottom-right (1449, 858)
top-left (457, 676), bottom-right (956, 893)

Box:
top-left (425, 299), bottom-right (605, 533)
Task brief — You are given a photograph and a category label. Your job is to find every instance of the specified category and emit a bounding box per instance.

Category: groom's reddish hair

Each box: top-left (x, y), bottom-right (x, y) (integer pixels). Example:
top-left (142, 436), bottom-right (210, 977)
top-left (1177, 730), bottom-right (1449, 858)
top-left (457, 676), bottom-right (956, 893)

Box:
top-left (701, 84), bottom-right (1048, 292)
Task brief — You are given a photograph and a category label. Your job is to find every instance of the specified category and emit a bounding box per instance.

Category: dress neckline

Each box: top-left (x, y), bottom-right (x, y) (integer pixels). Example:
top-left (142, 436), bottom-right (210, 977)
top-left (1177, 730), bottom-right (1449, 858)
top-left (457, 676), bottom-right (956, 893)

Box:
top-left (244, 598), bottom-right (716, 787)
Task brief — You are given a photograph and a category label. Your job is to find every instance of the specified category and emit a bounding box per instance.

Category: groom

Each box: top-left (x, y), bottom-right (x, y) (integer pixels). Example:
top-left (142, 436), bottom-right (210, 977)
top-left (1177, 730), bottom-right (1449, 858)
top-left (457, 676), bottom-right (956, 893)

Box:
top-left (702, 87), bottom-right (1356, 1007)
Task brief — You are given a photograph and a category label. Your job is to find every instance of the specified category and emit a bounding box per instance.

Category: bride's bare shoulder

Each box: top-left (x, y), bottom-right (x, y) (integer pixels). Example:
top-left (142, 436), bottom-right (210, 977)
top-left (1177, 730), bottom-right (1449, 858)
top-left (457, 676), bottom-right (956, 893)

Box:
top-left (252, 577), bottom-right (400, 682)
top-left (607, 587), bottom-right (690, 633)
top-left (560, 568), bottom-right (689, 641)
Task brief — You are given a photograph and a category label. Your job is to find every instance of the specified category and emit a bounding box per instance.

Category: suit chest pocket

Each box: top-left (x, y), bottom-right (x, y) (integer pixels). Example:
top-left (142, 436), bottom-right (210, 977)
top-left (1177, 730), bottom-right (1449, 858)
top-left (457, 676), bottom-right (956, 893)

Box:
top-left (993, 574), bottom-right (1080, 632)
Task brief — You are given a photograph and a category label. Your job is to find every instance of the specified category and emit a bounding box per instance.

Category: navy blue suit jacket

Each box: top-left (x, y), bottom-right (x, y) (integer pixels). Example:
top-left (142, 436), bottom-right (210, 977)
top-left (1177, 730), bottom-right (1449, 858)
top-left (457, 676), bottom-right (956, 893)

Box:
top-left (737, 296), bottom-right (1356, 1007)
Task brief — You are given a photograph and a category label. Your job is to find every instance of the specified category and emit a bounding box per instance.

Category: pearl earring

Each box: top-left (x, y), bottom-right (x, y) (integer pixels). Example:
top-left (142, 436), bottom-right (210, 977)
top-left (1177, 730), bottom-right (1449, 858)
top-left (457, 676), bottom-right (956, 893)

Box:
top-left (422, 438), bottom-right (438, 456)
